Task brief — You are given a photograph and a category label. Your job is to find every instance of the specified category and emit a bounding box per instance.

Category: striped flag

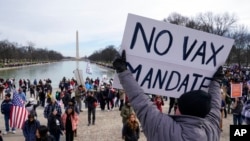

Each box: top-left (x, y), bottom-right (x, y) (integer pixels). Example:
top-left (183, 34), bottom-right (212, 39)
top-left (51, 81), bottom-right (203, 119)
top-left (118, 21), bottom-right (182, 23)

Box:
top-left (10, 92), bottom-right (28, 129)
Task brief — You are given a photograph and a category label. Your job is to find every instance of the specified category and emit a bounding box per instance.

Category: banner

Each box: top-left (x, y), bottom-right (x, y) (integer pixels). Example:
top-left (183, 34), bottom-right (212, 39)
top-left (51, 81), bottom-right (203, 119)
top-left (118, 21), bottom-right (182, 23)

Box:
top-left (113, 14), bottom-right (234, 98)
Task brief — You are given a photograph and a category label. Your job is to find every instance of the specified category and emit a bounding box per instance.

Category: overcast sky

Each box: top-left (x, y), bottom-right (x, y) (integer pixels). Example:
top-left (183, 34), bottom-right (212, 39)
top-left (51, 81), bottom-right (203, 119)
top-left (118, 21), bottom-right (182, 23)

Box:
top-left (0, 0), bottom-right (249, 57)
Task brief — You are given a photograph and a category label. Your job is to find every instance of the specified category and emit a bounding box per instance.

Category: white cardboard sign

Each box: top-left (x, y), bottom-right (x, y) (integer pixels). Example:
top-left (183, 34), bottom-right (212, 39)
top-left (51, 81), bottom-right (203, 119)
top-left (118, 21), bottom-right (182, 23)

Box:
top-left (113, 14), bottom-right (234, 98)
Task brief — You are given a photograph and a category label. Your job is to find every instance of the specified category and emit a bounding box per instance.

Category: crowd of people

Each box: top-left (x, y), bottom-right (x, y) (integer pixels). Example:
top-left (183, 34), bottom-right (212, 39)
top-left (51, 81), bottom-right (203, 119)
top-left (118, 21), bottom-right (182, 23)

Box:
top-left (0, 62), bottom-right (250, 141)
top-left (0, 75), bottom-right (141, 141)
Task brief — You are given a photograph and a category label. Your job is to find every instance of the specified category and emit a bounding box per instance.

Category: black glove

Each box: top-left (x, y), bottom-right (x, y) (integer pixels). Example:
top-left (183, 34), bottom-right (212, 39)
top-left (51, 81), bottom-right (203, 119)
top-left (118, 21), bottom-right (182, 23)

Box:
top-left (213, 66), bottom-right (224, 83)
top-left (112, 50), bottom-right (127, 73)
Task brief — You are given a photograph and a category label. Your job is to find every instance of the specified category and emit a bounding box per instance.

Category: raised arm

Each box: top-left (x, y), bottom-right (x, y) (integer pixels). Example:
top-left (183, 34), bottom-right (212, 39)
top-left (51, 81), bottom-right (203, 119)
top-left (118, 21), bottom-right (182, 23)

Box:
top-left (205, 66), bottom-right (224, 131)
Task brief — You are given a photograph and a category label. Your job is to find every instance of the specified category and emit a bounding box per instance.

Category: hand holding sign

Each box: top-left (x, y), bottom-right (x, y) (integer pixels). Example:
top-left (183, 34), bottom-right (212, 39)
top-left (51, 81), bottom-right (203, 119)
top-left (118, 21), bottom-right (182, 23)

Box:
top-left (213, 66), bottom-right (224, 83)
top-left (113, 50), bottom-right (127, 73)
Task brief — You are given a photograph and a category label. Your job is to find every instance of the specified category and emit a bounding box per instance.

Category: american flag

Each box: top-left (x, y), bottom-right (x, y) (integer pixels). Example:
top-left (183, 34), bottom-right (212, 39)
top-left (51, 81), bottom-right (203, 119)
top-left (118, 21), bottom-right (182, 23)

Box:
top-left (10, 92), bottom-right (28, 129)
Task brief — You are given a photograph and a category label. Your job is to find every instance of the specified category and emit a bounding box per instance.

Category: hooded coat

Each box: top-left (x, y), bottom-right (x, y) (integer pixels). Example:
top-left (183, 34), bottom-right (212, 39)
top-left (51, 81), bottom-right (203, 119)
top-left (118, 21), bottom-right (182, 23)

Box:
top-left (118, 70), bottom-right (221, 141)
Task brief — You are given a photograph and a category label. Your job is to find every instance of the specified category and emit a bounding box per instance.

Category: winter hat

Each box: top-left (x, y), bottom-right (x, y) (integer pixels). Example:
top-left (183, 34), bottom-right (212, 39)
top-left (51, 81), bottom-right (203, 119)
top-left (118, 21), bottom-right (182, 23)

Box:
top-left (5, 93), bottom-right (11, 98)
top-left (178, 90), bottom-right (211, 118)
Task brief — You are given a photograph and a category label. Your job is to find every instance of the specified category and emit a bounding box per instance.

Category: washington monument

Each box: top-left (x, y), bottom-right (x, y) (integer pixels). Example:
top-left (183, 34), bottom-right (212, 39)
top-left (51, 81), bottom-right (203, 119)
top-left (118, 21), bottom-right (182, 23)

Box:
top-left (76, 30), bottom-right (80, 59)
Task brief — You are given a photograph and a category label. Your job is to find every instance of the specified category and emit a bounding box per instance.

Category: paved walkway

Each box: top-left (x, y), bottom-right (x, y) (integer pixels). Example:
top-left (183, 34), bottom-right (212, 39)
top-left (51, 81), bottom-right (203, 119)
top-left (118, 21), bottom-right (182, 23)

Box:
top-left (0, 96), bottom-right (233, 141)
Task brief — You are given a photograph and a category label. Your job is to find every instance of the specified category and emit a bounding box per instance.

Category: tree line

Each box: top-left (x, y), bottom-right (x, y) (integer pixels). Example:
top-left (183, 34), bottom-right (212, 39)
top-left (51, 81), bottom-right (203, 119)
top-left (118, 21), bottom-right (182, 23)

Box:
top-left (0, 40), bottom-right (63, 67)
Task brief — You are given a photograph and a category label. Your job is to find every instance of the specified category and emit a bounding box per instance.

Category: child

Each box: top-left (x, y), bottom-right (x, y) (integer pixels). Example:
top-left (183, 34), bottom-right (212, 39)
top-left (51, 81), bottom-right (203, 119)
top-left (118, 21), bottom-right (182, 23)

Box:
top-left (123, 113), bottom-right (140, 141)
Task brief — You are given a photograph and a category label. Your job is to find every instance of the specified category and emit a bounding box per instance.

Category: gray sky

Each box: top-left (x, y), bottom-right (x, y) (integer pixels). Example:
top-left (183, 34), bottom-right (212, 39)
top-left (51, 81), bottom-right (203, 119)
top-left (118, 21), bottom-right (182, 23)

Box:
top-left (0, 0), bottom-right (249, 57)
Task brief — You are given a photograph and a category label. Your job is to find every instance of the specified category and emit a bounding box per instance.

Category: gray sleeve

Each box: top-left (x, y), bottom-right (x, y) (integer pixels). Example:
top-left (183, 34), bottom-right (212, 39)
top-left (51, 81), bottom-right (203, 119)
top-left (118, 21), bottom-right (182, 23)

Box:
top-left (205, 81), bottom-right (221, 129)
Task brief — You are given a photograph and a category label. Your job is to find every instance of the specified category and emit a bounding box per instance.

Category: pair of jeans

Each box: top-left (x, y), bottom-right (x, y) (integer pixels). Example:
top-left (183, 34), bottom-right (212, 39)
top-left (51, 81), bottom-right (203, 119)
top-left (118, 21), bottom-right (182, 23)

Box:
top-left (88, 108), bottom-right (96, 124)
top-left (4, 115), bottom-right (15, 132)
top-left (233, 114), bottom-right (243, 125)
top-left (76, 98), bottom-right (82, 111)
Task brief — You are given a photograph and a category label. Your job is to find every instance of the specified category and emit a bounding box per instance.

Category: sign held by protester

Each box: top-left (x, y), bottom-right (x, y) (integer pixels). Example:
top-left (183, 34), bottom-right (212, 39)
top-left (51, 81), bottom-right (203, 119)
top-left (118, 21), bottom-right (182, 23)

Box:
top-left (113, 14), bottom-right (234, 98)
top-left (230, 83), bottom-right (242, 98)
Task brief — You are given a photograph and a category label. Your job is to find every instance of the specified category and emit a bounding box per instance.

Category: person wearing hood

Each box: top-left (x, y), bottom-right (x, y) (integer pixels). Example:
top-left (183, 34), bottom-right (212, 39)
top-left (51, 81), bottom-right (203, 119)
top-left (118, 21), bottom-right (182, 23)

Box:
top-left (48, 109), bottom-right (64, 141)
top-left (22, 113), bottom-right (40, 141)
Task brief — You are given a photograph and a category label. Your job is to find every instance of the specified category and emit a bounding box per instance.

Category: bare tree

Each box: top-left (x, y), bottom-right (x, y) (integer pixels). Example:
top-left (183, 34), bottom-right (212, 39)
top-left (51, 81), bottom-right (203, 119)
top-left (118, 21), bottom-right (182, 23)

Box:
top-left (229, 25), bottom-right (250, 66)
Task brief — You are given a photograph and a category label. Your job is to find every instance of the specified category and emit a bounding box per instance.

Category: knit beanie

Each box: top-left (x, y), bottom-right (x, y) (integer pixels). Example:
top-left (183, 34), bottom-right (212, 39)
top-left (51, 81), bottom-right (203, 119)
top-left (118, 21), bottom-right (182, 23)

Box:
top-left (178, 90), bottom-right (211, 118)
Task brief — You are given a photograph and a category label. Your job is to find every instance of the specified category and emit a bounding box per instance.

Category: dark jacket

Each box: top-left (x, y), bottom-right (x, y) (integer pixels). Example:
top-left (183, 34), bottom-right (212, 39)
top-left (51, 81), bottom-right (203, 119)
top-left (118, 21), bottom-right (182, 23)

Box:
top-left (1, 99), bottom-right (13, 116)
top-left (85, 95), bottom-right (97, 109)
top-left (62, 92), bottom-right (71, 107)
top-left (36, 135), bottom-right (55, 141)
top-left (118, 70), bottom-right (221, 141)
top-left (123, 122), bottom-right (140, 141)
top-left (48, 114), bottom-right (64, 135)
top-left (23, 120), bottom-right (40, 141)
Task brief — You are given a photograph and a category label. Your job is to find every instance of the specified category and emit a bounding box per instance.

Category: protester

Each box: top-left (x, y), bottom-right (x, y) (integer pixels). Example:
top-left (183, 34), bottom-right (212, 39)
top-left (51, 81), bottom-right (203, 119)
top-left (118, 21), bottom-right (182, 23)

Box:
top-left (62, 106), bottom-right (79, 141)
top-left (123, 113), bottom-right (140, 141)
top-left (113, 50), bottom-right (223, 141)
top-left (17, 88), bottom-right (26, 102)
top-left (62, 88), bottom-right (72, 108)
top-left (119, 89), bottom-right (126, 111)
top-left (241, 99), bottom-right (250, 125)
top-left (29, 84), bottom-right (35, 98)
top-left (48, 109), bottom-right (64, 141)
top-left (1, 93), bottom-right (15, 134)
top-left (85, 90), bottom-right (98, 126)
top-left (0, 83), bottom-right (5, 99)
top-left (154, 95), bottom-right (164, 113)
top-left (120, 101), bottom-right (134, 139)
top-left (25, 98), bottom-right (39, 118)
top-left (98, 85), bottom-right (107, 111)
top-left (105, 84), bottom-right (114, 111)
top-left (67, 97), bottom-right (80, 115)
top-left (43, 97), bottom-right (62, 124)
top-left (74, 85), bottom-right (85, 112)
top-left (22, 113), bottom-right (40, 141)
top-left (231, 97), bottom-right (244, 125)
top-left (168, 97), bottom-right (176, 114)
top-left (36, 125), bottom-right (55, 141)
top-left (66, 97), bottom-right (79, 137)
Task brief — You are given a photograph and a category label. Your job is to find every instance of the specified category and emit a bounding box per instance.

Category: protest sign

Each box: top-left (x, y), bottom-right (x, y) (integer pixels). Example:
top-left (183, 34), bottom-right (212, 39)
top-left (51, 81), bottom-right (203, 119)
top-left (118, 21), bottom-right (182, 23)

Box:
top-left (113, 14), bottom-right (234, 98)
top-left (231, 83), bottom-right (242, 98)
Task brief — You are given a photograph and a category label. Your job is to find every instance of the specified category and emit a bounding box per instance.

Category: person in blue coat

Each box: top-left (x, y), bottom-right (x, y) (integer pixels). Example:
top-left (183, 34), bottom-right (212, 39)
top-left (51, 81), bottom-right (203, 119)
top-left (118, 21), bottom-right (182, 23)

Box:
top-left (1, 93), bottom-right (15, 134)
top-left (22, 113), bottom-right (40, 141)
